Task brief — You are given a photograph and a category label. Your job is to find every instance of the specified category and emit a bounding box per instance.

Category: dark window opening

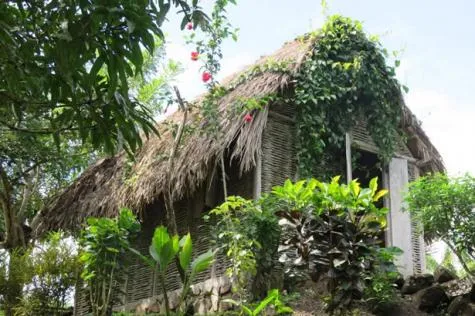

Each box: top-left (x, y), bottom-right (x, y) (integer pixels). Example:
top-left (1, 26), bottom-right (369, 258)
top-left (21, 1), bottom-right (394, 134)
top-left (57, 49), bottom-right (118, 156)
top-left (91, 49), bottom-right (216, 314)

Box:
top-left (352, 149), bottom-right (386, 246)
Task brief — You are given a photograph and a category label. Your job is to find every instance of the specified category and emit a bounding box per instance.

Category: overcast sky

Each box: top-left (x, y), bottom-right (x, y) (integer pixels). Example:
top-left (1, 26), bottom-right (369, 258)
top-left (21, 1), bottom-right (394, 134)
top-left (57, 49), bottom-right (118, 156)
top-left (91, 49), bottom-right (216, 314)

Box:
top-left (162, 0), bottom-right (475, 175)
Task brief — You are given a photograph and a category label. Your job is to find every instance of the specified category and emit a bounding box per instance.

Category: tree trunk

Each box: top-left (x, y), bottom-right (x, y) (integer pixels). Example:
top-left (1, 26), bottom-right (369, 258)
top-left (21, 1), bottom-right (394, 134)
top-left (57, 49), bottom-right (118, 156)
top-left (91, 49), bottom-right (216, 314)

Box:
top-left (446, 241), bottom-right (475, 278)
top-left (4, 248), bottom-right (26, 316)
top-left (0, 165), bottom-right (28, 315)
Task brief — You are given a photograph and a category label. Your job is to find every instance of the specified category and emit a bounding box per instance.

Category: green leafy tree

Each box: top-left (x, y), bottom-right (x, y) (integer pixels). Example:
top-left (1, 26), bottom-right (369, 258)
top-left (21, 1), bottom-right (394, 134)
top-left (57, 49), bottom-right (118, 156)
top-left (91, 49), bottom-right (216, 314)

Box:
top-left (0, 0), bottom-right (208, 251)
top-left (0, 2), bottom-right (211, 313)
top-left (406, 173), bottom-right (475, 277)
top-left (11, 232), bottom-right (81, 315)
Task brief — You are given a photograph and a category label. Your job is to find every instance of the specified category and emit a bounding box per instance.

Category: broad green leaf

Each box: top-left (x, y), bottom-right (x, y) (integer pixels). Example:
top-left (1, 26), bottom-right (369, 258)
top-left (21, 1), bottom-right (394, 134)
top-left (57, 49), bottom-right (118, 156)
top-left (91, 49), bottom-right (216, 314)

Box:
top-left (191, 250), bottom-right (214, 275)
top-left (277, 306), bottom-right (294, 314)
top-left (369, 177), bottom-right (378, 196)
top-left (151, 226), bottom-right (170, 256)
top-left (150, 226), bottom-right (179, 271)
top-left (252, 289), bottom-right (278, 315)
top-left (106, 247), bottom-right (119, 253)
top-left (179, 233), bottom-right (193, 271)
top-left (349, 180), bottom-right (361, 197)
top-left (373, 189), bottom-right (388, 202)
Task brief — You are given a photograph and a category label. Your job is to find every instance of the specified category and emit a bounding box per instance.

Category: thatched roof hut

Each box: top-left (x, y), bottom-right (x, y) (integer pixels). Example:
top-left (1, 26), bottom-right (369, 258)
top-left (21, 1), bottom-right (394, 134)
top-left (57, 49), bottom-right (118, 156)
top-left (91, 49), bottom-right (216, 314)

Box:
top-left (32, 32), bottom-right (444, 315)
top-left (32, 36), bottom-right (443, 236)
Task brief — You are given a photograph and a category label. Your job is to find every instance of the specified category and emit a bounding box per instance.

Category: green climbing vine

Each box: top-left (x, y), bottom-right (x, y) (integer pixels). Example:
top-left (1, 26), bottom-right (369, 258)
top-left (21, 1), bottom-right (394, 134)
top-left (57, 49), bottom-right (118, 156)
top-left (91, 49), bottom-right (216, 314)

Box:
top-left (294, 15), bottom-right (405, 176)
top-left (193, 14), bottom-right (406, 179)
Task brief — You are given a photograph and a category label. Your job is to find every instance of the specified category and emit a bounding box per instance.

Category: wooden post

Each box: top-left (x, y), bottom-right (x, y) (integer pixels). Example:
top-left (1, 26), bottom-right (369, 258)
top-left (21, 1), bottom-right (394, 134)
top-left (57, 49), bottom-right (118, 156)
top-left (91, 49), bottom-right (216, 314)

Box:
top-left (387, 158), bottom-right (414, 276)
top-left (253, 150), bottom-right (262, 199)
top-left (345, 132), bottom-right (352, 184)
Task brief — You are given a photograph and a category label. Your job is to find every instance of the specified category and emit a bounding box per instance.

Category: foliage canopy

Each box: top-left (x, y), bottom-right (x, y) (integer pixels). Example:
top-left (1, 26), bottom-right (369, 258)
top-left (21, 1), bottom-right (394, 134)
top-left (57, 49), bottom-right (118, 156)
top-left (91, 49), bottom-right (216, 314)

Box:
top-left (406, 173), bottom-right (475, 276)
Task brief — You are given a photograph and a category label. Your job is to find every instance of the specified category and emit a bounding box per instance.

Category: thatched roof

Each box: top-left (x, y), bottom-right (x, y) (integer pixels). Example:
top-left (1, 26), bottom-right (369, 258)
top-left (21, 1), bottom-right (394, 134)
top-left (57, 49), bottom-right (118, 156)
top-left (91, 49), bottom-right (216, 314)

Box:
top-left (32, 36), bottom-right (444, 236)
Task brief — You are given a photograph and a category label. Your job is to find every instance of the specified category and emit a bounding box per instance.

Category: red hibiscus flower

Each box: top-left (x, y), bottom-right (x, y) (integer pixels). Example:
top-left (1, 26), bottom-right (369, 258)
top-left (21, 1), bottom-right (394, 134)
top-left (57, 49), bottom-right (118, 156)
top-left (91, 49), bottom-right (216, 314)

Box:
top-left (186, 22), bottom-right (193, 30)
top-left (191, 51), bottom-right (199, 61)
top-left (244, 113), bottom-right (253, 123)
top-left (202, 71), bottom-right (212, 83)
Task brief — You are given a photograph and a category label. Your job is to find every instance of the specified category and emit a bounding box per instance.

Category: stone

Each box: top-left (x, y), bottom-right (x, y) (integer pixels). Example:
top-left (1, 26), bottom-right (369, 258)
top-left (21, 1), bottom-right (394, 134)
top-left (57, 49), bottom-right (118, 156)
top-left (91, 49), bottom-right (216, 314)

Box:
top-left (191, 284), bottom-right (202, 296)
top-left (434, 266), bottom-right (457, 283)
top-left (372, 301), bottom-right (408, 316)
top-left (135, 299), bottom-right (160, 314)
top-left (401, 274), bottom-right (435, 295)
top-left (394, 273), bottom-right (405, 289)
top-left (441, 278), bottom-right (473, 299)
top-left (448, 296), bottom-right (471, 315)
top-left (219, 282), bottom-right (232, 295)
top-left (167, 291), bottom-right (180, 310)
top-left (461, 303), bottom-right (475, 316)
top-left (414, 284), bottom-right (449, 312)
top-left (211, 286), bottom-right (220, 312)
top-left (146, 302), bottom-right (161, 313)
top-left (373, 300), bottom-right (423, 316)
top-left (470, 284), bottom-right (475, 302)
top-left (193, 297), bottom-right (212, 314)
top-left (135, 302), bottom-right (147, 314)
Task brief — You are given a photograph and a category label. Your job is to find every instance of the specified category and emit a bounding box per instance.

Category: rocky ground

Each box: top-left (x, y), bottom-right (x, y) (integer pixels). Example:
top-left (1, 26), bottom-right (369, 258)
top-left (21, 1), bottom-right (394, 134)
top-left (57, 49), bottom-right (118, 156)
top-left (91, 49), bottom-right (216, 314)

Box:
top-left (290, 267), bottom-right (475, 316)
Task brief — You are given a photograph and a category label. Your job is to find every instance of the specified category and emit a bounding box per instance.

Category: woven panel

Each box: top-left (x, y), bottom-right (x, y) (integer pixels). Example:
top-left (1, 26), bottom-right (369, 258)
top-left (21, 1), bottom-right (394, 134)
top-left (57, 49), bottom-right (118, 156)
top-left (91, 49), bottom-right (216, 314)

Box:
top-left (408, 162), bottom-right (417, 181)
top-left (191, 216), bottom-right (214, 283)
top-left (126, 235), bottom-right (155, 302)
top-left (269, 102), bottom-right (296, 118)
top-left (74, 280), bottom-right (90, 316)
top-left (352, 119), bottom-right (412, 157)
top-left (262, 110), bottom-right (297, 192)
top-left (408, 163), bottom-right (425, 274)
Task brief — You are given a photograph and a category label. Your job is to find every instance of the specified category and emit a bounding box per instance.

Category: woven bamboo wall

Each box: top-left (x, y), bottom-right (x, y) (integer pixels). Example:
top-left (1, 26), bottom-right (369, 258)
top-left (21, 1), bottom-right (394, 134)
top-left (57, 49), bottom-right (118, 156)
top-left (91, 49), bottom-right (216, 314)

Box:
top-left (352, 119), bottom-right (412, 157)
top-left (261, 103), bottom-right (346, 189)
top-left (125, 229), bottom-right (156, 302)
top-left (261, 106), bottom-right (297, 192)
top-left (73, 279), bottom-right (90, 316)
top-left (408, 162), bottom-right (426, 273)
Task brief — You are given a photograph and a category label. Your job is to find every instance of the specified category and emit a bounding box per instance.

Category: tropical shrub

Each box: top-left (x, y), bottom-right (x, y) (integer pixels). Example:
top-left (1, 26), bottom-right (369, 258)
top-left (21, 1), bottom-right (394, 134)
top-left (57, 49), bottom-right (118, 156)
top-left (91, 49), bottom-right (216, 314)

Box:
top-left (406, 173), bottom-right (475, 276)
top-left (131, 225), bottom-right (214, 315)
top-left (363, 247), bottom-right (402, 309)
top-left (270, 177), bottom-right (395, 314)
top-left (79, 208), bottom-right (140, 316)
top-left (208, 196), bottom-right (281, 297)
top-left (224, 289), bottom-right (293, 316)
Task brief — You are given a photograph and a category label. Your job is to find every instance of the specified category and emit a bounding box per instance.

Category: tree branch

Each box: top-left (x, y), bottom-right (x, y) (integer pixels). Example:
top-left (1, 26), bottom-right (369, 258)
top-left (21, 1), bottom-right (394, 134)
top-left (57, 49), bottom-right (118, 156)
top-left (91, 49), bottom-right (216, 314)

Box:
top-left (164, 86), bottom-right (189, 235)
top-left (0, 119), bottom-right (75, 135)
top-left (445, 241), bottom-right (475, 278)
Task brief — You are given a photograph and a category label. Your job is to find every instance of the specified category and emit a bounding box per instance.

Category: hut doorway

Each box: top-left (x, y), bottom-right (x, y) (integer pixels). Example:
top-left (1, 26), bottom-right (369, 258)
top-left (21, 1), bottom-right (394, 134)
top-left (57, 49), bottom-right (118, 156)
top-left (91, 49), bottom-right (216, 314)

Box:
top-left (351, 149), bottom-right (386, 246)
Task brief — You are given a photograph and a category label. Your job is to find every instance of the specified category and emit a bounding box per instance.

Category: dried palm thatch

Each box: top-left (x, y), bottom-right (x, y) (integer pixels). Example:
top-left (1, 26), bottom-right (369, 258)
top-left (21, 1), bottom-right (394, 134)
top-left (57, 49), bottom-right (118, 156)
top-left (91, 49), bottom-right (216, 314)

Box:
top-left (32, 36), bottom-right (444, 236)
